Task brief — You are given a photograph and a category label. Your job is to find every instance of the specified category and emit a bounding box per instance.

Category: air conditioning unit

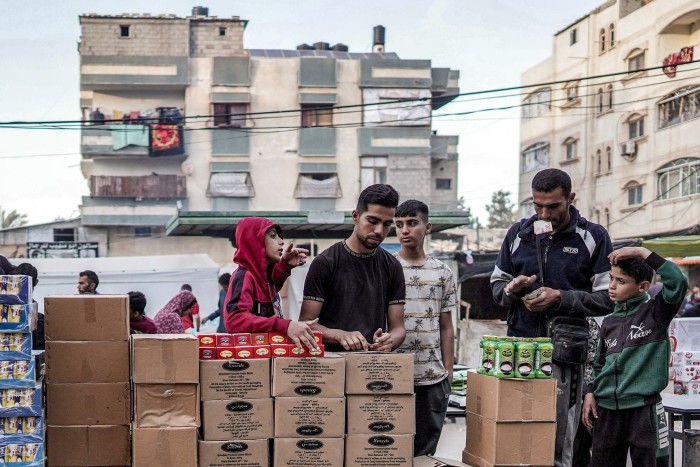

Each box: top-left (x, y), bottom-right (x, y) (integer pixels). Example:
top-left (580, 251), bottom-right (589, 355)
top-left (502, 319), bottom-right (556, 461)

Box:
top-left (621, 141), bottom-right (637, 156)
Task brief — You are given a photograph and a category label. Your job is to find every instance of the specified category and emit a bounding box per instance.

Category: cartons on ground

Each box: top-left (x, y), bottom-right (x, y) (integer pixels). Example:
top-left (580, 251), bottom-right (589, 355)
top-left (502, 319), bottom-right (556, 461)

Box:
top-left (46, 382), bottom-right (130, 426)
top-left (198, 439), bottom-right (269, 467)
top-left (132, 426), bottom-right (197, 467)
top-left (345, 433), bottom-right (414, 467)
top-left (273, 437), bottom-right (344, 467)
top-left (272, 354), bottom-right (345, 397)
top-left (347, 394), bottom-right (415, 434)
top-left (44, 295), bottom-right (129, 341)
top-left (134, 383), bottom-right (199, 427)
top-left (46, 341), bottom-right (129, 383)
top-left (670, 318), bottom-right (700, 351)
top-left (200, 359), bottom-right (270, 400)
top-left (202, 398), bottom-right (273, 440)
top-left (47, 425), bottom-right (130, 466)
top-left (274, 397), bottom-right (345, 438)
top-left (131, 334), bottom-right (199, 383)
top-left (344, 352), bottom-right (414, 394)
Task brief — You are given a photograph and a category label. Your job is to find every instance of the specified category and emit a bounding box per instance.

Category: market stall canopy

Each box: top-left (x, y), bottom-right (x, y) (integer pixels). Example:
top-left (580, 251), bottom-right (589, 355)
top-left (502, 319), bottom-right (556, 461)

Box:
top-left (165, 210), bottom-right (472, 242)
top-left (642, 235), bottom-right (700, 258)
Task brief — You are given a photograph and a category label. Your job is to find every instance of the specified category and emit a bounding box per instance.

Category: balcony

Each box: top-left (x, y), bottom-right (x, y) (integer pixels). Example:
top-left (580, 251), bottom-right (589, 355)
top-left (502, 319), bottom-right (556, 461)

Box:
top-left (81, 56), bottom-right (188, 91)
top-left (82, 122), bottom-right (185, 159)
top-left (89, 175), bottom-right (187, 199)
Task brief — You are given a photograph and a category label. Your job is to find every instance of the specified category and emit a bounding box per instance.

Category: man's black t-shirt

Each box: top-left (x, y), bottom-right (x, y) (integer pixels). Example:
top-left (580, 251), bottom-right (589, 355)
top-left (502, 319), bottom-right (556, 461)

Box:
top-left (303, 240), bottom-right (406, 351)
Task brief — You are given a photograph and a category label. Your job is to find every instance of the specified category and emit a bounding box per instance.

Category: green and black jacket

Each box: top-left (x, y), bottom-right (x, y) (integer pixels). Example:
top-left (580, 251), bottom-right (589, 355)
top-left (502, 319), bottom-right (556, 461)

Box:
top-left (588, 252), bottom-right (688, 410)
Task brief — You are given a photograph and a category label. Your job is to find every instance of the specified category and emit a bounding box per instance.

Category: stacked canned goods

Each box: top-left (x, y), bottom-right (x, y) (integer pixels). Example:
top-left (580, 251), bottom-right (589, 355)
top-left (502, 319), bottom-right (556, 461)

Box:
top-left (478, 336), bottom-right (553, 379)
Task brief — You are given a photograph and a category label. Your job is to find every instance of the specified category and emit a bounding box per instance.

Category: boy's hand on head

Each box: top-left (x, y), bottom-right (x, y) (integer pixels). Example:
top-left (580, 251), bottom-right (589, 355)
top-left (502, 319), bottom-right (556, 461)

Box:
top-left (287, 318), bottom-right (320, 351)
top-left (369, 328), bottom-right (392, 352)
top-left (282, 242), bottom-right (310, 268)
top-left (582, 393), bottom-right (598, 430)
top-left (505, 275), bottom-right (538, 295)
top-left (608, 247), bottom-right (651, 264)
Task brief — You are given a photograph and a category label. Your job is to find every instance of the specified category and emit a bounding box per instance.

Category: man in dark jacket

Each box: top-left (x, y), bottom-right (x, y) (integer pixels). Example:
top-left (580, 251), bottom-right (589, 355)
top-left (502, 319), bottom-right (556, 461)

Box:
top-left (490, 168), bottom-right (613, 467)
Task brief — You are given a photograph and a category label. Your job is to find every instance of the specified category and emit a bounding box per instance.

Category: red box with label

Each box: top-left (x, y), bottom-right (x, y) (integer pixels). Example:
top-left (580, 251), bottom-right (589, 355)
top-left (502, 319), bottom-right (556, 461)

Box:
top-left (289, 345), bottom-right (308, 358)
top-left (234, 346), bottom-right (255, 359)
top-left (252, 333), bottom-right (269, 346)
top-left (308, 344), bottom-right (325, 358)
top-left (199, 347), bottom-right (216, 360)
top-left (269, 332), bottom-right (288, 345)
top-left (313, 332), bottom-right (323, 345)
top-left (232, 333), bottom-right (252, 346)
top-left (216, 347), bottom-right (235, 360)
top-left (215, 334), bottom-right (233, 347)
top-left (254, 345), bottom-right (271, 359)
top-left (271, 344), bottom-right (290, 357)
top-left (198, 334), bottom-right (216, 348)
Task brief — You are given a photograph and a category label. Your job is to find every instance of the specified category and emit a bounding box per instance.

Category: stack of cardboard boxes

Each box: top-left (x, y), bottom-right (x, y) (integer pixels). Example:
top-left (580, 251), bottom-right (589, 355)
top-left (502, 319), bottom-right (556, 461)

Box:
top-left (669, 318), bottom-right (700, 395)
top-left (0, 276), bottom-right (44, 466)
top-left (44, 295), bottom-right (131, 466)
top-left (131, 334), bottom-right (200, 466)
top-left (463, 371), bottom-right (556, 467)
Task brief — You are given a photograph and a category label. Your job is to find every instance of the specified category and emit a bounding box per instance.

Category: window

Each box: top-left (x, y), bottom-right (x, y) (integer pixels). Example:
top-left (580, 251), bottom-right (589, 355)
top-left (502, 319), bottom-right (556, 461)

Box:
top-left (595, 209), bottom-right (601, 224)
top-left (657, 158), bottom-right (700, 200)
top-left (626, 182), bottom-right (643, 205)
top-left (600, 29), bottom-right (606, 53)
top-left (134, 227), bottom-right (153, 238)
top-left (606, 146), bottom-right (612, 172)
top-left (563, 138), bottom-right (577, 160)
top-left (361, 156), bottom-right (387, 189)
top-left (570, 28), bottom-right (578, 46)
top-left (628, 114), bottom-right (645, 140)
top-left (522, 88), bottom-right (551, 119)
top-left (294, 173), bottom-right (342, 198)
top-left (605, 208), bottom-right (610, 229)
top-left (628, 51), bottom-right (646, 73)
top-left (607, 84), bottom-right (614, 109)
top-left (119, 25), bottom-right (130, 38)
top-left (596, 149), bottom-right (602, 174)
top-left (521, 142), bottom-right (549, 173)
top-left (609, 24), bottom-right (615, 48)
top-left (207, 172), bottom-right (255, 197)
top-left (658, 86), bottom-right (700, 130)
top-left (565, 82), bottom-right (579, 102)
top-left (219, 27), bottom-right (226, 36)
top-left (435, 178), bottom-right (452, 190)
top-left (597, 89), bottom-right (604, 114)
top-left (301, 104), bottom-right (333, 127)
top-left (519, 197), bottom-right (534, 219)
top-left (53, 228), bottom-right (75, 242)
top-left (213, 103), bottom-right (248, 128)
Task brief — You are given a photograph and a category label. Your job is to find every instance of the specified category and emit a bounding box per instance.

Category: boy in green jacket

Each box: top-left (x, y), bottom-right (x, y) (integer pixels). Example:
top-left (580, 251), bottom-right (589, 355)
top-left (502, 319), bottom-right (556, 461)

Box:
top-left (582, 247), bottom-right (688, 467)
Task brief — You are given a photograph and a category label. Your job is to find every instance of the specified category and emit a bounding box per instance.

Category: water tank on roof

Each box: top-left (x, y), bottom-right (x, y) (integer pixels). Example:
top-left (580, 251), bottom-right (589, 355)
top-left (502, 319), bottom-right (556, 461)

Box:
top-left (296, 43), bottom-right (315, 51)
top-left (331, 43), bottom-right (349, 52)
top-left (313, 42), bottom-right (330, 51)
top-left (192, 6), bottom-right (209, 16)
top-left (373, 25), bottom-right (386, 53)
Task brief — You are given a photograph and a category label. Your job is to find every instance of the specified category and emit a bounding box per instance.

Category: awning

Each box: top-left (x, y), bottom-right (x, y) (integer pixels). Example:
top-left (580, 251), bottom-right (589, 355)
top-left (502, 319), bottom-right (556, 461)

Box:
top-left (642, 235), bottom-right (700, 258)
top-left (671, 256), bottom-right (700, 266)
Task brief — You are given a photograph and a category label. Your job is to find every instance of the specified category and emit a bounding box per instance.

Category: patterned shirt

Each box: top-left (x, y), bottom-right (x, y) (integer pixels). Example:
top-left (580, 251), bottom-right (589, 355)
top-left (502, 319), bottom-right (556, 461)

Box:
top-left (393, 254), bottom-right (457, 386)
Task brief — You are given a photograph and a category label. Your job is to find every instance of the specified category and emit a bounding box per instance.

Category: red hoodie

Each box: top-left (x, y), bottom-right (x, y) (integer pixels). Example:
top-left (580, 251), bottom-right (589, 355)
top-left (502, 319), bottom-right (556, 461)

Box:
top-left (223, 217), bottom-right (292, 334)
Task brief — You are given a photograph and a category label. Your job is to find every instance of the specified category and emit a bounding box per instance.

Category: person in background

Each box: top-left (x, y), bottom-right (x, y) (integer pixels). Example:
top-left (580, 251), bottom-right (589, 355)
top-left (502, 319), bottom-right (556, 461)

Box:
top-left (77, 270), bottom-right (99, 294)
top-left (0, 255), bottom-right (14, 275)
top-left (128, 291), bottom-right (157, 334)
top-left (583, 247), bottom-right (688, 467)
top-left (393, 200), bottom-right (456, 456)
top-left (682, 285), bottom-right (700, 314)
top-left (179, 284), bottom-right (200, 331)
top-left (202, 273), bottom-right (231, 333)
top-left (153, 290), bottom-right (197, 334)
top-left (299, 184), bottom-right (406, 352)
top-left (223, 217), bottom-right (318, 351)
top-left (13, 263), bottom-right (43, 350)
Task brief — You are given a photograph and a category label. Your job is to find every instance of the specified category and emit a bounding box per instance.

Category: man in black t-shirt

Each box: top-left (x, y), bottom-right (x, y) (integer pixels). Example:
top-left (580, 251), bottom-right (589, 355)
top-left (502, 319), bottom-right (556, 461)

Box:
top-left (300, 184), bottom-right (406, 352)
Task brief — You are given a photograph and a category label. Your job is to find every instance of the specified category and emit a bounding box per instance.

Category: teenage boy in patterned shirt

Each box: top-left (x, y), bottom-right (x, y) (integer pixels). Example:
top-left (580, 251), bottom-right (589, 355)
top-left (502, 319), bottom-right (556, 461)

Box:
top-left (393, 199), bottom-right (456, 456)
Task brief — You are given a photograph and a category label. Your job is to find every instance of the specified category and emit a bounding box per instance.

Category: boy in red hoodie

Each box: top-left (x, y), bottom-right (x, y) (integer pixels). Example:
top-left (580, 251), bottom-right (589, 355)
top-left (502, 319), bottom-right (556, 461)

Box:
top-left (224, 217), bottom-right (319, 351)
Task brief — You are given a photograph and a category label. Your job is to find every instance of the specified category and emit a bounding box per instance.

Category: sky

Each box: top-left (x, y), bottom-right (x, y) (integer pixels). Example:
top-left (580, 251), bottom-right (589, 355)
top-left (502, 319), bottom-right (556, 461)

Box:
top-left (0, 0), bottom-right (604, 226)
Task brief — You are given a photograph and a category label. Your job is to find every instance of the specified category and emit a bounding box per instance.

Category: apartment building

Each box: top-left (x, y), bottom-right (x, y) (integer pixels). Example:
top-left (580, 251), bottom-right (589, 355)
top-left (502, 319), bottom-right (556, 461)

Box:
top-left (78, 7), bottom-right (461, 259)
top-left (519, 0), bottom-right (700, 241)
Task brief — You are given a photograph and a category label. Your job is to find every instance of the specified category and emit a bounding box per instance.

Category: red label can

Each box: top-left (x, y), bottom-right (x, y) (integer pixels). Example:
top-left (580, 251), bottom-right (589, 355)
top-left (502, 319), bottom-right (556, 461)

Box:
top-left (198, 334), bottom-right (216, 348)
top-left (252, 333), bottom-right (269, 346)
top-left (290, 346), bottom-right (308, 358)
top-left (216, 347), bottom-right (235, 360)
top-left (271, 344), bottom-right (290, 357)
top-left (269, 333), bottom-right (288, 344)
top-left (313, 332), bottom-right (323, 344)
top-left (232, 333), bottom-right (252, 346)
top-left (199, 348), bottom-right (216, 360)
top-left (215, 334), bottom-right (233, 347)
top-left (254, 345), bottom-right (271, 358)
top-left (308, 344), bottom-right (325, 358)
top-left (234, 346), bottom-right (255, 359)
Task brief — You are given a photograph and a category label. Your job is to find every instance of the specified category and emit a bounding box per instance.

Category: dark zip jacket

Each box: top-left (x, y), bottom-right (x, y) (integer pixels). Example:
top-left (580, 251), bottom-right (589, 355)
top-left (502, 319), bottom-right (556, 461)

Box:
top-left (588, 253), bottom-right (687, 410)
top-left (490, 206), bottom-right (613, 337)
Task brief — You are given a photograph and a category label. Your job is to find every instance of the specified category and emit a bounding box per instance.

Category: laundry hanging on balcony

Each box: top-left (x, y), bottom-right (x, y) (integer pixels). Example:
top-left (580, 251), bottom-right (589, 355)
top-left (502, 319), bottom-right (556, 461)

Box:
top-left (149, 124), bottom-right (185, 157)
top-left (111, 124), bottom-right (150, 150)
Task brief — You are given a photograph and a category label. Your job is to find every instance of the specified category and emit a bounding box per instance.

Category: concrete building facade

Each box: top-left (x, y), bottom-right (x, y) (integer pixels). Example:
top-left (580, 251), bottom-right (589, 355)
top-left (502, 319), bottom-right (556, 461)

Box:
top-left (519, 0), bottom-right (700, 240)
top-left (77, 7), bottom-right (460, 260)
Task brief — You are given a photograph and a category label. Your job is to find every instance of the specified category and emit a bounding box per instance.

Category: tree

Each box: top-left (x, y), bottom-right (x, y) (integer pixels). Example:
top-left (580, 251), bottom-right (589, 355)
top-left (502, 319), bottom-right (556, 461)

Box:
top-left (0, 208), bottom-right (28, 229)
top-left (456, 196), bottom-right (476, 228)
top-left (485, 190), bottom-right (515, 228)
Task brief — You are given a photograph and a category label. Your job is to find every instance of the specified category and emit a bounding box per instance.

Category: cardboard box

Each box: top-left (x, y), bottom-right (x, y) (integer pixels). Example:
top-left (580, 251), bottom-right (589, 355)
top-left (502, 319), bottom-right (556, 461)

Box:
top-left (134, 383), bottom-right (199, 427)
top-left (273, 437), bottom-right (344, 467)
top-left (131, 334), bottom-right (199, 383)
top-left (198, 439), bottom-right (269, 467)
top-left (414, 455), bottom-right (472, 467)
top-left (202, 398), bottom-right (273, 440)
top-left (46, 341), bottom-right (129, 383)
top-left (47, 425), bottom-right (130, 466)
top-left (44, 295), bottom-right (129, 341)
top-left (466, 371), bottom-right (556, 422)
top-left (344, 352), bottom-right (414, 394)
top-left (465, 413), bottom-right (555, 466)
top-left (133, 426), bottom-right (197, 467)
top-left (274, 397), bottom-right (345, 438)
top-left (46, 382), bottom-right (130, 425)
top-left (669, 318), bottom-right (700, 351)
top-left (272, 354), bottom-right (345, 397)
top-left (200, 359), bottom-right (270, 400)
top-left (345, 433), bottom-right (414, 467)
top-left (347, 394), bottom-right (416, 434)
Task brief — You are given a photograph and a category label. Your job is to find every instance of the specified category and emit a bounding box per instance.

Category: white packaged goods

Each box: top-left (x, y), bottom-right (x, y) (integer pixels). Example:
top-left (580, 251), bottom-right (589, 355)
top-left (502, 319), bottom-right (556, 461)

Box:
top-left (669, 319), bottom-right (700, 351)
top-left (672, 365), bottom-right (700, 382)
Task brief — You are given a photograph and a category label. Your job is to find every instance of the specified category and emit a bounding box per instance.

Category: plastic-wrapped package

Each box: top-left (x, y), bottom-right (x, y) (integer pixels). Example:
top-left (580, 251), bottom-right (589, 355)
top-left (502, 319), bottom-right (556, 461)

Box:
top-left (0, 416), bottom-right (44, 444)
top-left (0, 277), bottom-right (32, 306)
top-left (0, 361), bottom-right (36, 389)
top-left (0, 442), bottom-right (44, 466)
top-left (0, 334), bottom-right (32, 362)
top-left (0, 305), bottom-right (37, 333)
top-left (0, 385), bottom-right (42, 417)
